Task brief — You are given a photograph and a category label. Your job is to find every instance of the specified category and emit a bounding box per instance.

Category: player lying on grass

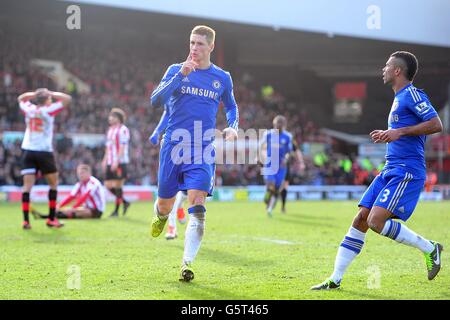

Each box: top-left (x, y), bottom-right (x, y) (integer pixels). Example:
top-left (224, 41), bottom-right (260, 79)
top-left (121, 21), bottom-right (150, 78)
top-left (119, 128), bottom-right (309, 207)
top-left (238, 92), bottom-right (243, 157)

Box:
top-left (32, 164), bottom-right (106, 219)
top-left (312, 51), bottom-right (444, 290)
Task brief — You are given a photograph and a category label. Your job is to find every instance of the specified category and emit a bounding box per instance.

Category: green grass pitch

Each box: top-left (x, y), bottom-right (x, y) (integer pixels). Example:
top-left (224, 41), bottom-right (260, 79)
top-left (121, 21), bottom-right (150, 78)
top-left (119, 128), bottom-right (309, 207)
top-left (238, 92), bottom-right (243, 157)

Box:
top-left (0, 201), bottom-right (449, 300)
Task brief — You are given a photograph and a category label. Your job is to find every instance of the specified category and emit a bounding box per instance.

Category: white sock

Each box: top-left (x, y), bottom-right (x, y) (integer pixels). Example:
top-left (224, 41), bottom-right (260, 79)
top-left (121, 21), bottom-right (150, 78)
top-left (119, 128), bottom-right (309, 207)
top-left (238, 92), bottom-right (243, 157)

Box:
top-left (183, 207), bottom-right (206, 265)
top-left (330, 226), bottom-right (366, 283)
top-left (381, 219), bottom-right (434, 254)
top-left (174, 191), bottom-right (186, 212)
top-left (268, 195), bottom-right (277, 212)
top-left (168, 209), bottom-right (177, 230)
top-left (167, 193), bottom-right (183, 230)
top-left (178, 191), bottom-right (188, 207)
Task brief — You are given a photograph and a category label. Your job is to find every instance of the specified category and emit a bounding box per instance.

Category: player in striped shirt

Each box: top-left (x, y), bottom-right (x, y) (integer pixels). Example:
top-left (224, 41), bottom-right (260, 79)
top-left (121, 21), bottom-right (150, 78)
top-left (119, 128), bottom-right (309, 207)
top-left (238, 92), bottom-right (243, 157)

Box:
top-left (18, 88), bottom-right (72, 229)
top-left (102, 108), bottom-right (131, 217)
top-left (32, 164), bottom-right (106, 219)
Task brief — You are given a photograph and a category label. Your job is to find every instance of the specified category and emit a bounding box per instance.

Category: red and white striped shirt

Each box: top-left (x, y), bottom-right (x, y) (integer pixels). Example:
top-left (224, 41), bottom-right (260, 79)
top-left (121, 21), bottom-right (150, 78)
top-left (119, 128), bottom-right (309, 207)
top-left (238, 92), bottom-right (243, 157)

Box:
top-left (105, 125), bottom-right (130, 165)
top-left (19, 100), bottom-right (65, 152)
top-left (65, 176), bottom-right (106, 212)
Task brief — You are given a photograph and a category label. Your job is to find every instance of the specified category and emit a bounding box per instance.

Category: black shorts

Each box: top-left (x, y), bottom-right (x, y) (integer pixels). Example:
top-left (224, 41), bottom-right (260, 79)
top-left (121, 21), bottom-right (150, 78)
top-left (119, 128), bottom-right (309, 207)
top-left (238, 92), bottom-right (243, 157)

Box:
top-left (21, 150), bottom-right (57, 175)
top-left (105, 163), bottom-right (128, 180)
top-left (89, 208), bottom-right (103, 218)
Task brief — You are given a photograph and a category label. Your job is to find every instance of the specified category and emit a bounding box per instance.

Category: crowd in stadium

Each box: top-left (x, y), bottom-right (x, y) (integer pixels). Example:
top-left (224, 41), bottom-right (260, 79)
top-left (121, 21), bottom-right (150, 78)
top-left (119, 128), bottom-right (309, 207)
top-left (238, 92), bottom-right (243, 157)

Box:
top-left (0, 30), bottom-right (381, 187)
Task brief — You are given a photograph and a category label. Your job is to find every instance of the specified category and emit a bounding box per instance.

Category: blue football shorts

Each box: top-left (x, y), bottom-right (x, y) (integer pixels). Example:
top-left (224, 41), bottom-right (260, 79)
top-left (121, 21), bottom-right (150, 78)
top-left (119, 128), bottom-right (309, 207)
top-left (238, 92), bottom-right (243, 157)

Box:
top-left (359, 167), bottom-right (425, 221)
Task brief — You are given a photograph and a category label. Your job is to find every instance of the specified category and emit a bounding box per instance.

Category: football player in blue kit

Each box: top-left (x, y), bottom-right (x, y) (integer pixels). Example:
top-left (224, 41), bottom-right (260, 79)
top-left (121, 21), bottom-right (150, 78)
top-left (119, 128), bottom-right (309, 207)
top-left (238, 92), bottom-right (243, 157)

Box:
top-left (312, 51), bottom-right (443, 290)
top-left (149, 25), bottom-right (239, 282)
top-left (260, 115), bottom-right (294, 216)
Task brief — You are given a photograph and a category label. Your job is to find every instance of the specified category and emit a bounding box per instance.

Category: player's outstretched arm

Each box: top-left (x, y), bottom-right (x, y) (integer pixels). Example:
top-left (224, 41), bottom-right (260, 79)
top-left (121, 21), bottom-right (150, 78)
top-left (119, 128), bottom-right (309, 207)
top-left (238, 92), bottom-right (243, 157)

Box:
top-left (50, 91), bottom-right (72, 107)
top-left (72, 190), bottom-right (92, 208)
top-left (58, 194), bottom-right (76, 209)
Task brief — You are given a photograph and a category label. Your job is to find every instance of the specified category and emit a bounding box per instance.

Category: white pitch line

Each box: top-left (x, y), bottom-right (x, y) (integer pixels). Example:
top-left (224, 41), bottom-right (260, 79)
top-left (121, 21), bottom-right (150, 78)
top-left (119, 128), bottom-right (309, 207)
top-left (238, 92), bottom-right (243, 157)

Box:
top-left (251, 237), bottom-right (298, 245)
top-left (224, 234), bottom-right (302, 245)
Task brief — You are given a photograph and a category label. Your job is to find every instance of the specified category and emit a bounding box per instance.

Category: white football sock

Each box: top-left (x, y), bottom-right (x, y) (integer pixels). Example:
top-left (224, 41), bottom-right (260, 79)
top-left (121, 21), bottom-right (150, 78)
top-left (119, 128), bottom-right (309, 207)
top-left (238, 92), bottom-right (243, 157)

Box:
top-left (168, 209), bottom-right (177, 230)
top-left (167, 193), bottom-right (183, 230)
top-left (381, 219), bottom-right (434, 254)
top-left (330, 226), bottom-right (366, 283)
top-left (177, 191), bottom-right (188, 207)
top-left (183, 208), bottom-right (205, 265)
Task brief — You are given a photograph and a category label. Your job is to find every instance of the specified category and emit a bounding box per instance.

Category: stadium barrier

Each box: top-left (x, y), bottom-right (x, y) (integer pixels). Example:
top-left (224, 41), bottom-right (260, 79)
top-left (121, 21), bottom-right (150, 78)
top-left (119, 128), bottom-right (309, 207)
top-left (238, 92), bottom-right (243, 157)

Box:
top-left (0, 185), bottom-right (444, 202)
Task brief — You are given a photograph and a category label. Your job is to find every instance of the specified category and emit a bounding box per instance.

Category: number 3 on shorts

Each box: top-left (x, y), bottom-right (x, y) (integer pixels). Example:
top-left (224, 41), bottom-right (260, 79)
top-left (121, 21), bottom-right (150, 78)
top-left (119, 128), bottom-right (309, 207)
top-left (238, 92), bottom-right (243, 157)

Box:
top-left (380, 189), bottom-right (390, 203)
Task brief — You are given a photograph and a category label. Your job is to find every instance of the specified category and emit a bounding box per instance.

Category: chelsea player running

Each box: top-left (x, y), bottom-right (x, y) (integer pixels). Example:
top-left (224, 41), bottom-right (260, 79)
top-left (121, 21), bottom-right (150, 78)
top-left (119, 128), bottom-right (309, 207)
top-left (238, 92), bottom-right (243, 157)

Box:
top-left (312, 51), bottom-right (443, 290)
top-left (150, 25), bottom-right (239, 282)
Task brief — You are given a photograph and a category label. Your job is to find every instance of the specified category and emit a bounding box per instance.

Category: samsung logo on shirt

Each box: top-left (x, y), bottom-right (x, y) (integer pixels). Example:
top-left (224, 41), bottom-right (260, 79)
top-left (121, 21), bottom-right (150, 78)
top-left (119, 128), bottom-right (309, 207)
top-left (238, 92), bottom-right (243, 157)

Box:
top-left (181, 86), bottom-right (219, 100)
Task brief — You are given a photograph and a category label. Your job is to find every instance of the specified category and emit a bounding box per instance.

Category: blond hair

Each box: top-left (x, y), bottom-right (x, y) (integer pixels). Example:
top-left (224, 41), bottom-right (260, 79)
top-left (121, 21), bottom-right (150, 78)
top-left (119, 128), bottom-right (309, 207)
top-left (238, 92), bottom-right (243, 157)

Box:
top-left (191, 25), bottom-right (216, 44)
top-left (110, 107), bottom-right (126, 123)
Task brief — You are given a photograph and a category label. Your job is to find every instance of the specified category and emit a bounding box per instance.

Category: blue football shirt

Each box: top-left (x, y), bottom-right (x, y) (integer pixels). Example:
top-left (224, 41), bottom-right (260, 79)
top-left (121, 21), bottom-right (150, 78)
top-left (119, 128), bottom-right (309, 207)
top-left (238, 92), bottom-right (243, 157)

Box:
top-left (385, 83), bottom-right (438, 177)
top-left (150, 63), bottom-right (239, 147)
top-left (264, 129), bottom-right (294, 170)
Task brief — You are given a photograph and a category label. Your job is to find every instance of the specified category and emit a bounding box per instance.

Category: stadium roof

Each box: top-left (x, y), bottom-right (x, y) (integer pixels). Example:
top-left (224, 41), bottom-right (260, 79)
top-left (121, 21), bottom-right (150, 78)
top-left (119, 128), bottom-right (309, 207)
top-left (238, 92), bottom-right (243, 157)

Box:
top-left (68, 0), bottom-right (450, 48)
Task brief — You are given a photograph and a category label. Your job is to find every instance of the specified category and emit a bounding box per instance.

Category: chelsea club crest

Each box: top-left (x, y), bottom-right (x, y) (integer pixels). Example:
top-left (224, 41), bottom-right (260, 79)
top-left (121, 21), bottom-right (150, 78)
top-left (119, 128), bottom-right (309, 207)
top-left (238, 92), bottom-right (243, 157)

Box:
top-left (212, 80), bottom-right (221, 89)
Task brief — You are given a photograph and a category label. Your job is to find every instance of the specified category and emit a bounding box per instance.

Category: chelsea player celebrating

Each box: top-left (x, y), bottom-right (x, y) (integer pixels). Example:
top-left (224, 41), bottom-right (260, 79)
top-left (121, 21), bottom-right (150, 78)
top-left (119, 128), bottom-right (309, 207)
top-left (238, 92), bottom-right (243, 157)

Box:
top-left (312, 51), bottom-right (443, 290)
top-left (150, 25), bottom-right (239, 282)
